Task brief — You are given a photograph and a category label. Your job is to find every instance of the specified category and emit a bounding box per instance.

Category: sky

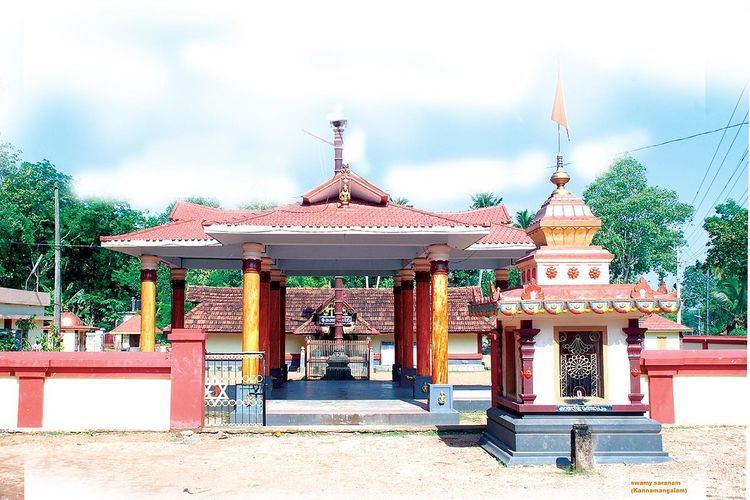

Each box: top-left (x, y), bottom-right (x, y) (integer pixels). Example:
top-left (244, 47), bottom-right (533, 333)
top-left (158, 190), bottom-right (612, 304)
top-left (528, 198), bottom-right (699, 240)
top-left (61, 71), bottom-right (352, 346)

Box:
top-left (0, 0), bottom-right (747, 266)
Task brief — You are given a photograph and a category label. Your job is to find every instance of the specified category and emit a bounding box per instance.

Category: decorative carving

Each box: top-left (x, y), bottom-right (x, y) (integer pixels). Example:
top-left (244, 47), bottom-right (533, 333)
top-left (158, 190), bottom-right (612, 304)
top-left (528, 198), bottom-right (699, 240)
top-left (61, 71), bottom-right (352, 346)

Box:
top-left (438, 391), bottom-right (447, 405)
top-left (546, 266), bottom-right (558, 279)
top-left (421, 382), bottom-right (429, 394)
top-left (338, 164), bottom-right (351, 207)
top-left (567, 267), bottom-right (580, 279)
top-left (630, 276), bottom-right (655, 298)
top-left (520, 369), bottom-right (533, 379)
top-left (630, 368), bottom-right (641, 377)
top-left (521, 279), bottom-right (544, 300)
top-left (656, 281), bottom-right (669, 294)
top-left (559, 332), bottom-right (601, 398)
top-left (589, 267), bottom-right (601, 279)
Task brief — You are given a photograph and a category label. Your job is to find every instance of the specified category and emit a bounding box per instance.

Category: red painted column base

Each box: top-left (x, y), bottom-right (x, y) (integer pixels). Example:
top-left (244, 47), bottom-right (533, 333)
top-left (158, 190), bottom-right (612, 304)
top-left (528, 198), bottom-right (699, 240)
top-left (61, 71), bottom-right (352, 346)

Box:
top-left (169, 329), bottom-right (206, 430)
top-left (647, 371), bottom-right (676, 424)
top-left (17, 370), bottom-right (45, 428)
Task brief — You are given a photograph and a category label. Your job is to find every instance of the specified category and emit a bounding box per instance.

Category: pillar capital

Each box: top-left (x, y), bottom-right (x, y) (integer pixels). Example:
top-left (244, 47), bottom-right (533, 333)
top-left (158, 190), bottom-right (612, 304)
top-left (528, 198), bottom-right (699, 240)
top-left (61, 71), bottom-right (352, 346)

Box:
top-left (241, 242), bottom-right (264, 261)
top-left (427, 244), bottom-right (451, 262)
top-left (413, 258), bottom-right (430, 273)
top-left (270, 269), bottom-right (282, 282)
top-left (494, 268), bottom-right (509, 282)
top-left (280, 275), bottom-right (287, 287)
top-left (398, 269), bottom-right (415, 283)
top-left (261, 257), bottom-right (273, 273)
top-left (393, 276), bottom-right (402, 288)
top-left (170, 268), bottom-right (187, 281)
top-left (140, 255), bottom-right (159, 270)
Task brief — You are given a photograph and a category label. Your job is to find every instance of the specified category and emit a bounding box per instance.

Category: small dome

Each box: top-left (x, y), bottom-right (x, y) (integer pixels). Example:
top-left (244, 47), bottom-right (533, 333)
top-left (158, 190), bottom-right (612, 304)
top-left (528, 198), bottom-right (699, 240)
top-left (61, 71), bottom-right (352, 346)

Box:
top-left (59, 312), bottom-right (94, 331)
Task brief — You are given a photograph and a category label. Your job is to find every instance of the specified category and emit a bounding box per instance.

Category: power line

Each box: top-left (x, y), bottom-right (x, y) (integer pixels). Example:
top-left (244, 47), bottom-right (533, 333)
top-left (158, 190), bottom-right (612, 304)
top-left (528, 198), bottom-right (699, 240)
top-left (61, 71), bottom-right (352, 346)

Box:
top-left (690, 110), bottom-right (749, 220)
top-left (0, 240), bottom-right (105, 249)
top-left (688, 83), bottom-right (747, 207)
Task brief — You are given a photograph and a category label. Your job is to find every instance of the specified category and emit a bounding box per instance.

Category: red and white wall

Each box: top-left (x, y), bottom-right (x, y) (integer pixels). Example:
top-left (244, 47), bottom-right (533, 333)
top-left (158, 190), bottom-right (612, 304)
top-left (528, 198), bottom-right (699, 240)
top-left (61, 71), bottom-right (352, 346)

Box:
top-left (641, 349), bottom-right (747, 425)
top-left (0, 330), bottom-right (206, 432)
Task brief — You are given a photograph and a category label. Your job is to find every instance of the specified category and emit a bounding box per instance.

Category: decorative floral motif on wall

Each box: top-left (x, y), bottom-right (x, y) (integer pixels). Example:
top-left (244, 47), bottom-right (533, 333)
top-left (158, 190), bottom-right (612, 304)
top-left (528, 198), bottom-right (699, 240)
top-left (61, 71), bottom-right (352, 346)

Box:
top-left (589, 267), bottom-right (601, 279)
top-left (546, 266), bottom-right (558, 279)
top-left (567, 267), bottom-right (580, 279)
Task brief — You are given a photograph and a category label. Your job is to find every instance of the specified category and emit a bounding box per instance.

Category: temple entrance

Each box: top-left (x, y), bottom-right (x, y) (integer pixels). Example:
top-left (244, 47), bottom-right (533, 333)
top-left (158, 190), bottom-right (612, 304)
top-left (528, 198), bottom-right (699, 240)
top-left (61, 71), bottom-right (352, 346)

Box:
top-left (305, 339), bottom-right (371, 380)
top-left (204, 352), bottom-right (267, 426)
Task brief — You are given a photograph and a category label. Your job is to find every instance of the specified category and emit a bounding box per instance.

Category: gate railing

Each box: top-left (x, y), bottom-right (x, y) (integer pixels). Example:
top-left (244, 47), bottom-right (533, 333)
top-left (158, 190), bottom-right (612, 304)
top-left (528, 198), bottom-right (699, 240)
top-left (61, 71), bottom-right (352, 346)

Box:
top-left (204, 352), bottom-right (266, 426)
top-left (305, 340), bottom-right (370, 380)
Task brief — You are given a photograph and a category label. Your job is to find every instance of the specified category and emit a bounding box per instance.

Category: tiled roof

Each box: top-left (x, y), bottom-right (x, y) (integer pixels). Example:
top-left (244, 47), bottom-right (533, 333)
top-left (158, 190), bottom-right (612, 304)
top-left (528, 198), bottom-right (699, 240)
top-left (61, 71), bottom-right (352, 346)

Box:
top-left (169, 201), bottom-right (259, 223)
top-left (100, 219), bottom-right (214, 242)
top-left (474, 224), bottom-right (534, 245)
top-left (184, 285), bottom-right (494, 335)
top-left (639, 314), bottom-right (692, 332)
top-left (217, 200), bottom-right (487, 229)
top-left (110, 314), bottom-right (162, 335)
top-left (437, 205), bottom-right (512, 225)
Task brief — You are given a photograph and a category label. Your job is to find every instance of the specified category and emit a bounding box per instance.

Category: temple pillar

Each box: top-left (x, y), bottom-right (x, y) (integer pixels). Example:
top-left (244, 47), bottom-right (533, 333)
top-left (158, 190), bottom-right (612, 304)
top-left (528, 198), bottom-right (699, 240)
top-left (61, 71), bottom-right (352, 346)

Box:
top-left (170, 268), bottom-right (187, 330)
top-left (269, 270), bottom-right (281, 380)
top-left (491, 269), bottom-right (509, 406)
top-left (392, 276), bottom-right (402, 380)
top-left (623, 318), bottom-right (647, 404)
top-left (516, 319), bottom-right (540, 403)
top-left (279, 275), bottom-right (287, 379)
top-left (139, 255), bottom-right (158, 352)
top-left (428, 244), bottom-right (450, 385)
top-left (414, 259), bottom-right (431, 377)
top-left (259, 258), bottom-right (272, 375)
top-left (399, 269), bottom-right (415, 370)
top-left (241, 243), bottom-right (263, 380)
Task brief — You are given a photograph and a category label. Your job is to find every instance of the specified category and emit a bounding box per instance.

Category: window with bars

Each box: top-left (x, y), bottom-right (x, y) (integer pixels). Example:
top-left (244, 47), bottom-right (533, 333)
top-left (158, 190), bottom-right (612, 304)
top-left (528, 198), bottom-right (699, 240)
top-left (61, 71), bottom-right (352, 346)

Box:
top-left (559, 331), bottom-right (604, 399)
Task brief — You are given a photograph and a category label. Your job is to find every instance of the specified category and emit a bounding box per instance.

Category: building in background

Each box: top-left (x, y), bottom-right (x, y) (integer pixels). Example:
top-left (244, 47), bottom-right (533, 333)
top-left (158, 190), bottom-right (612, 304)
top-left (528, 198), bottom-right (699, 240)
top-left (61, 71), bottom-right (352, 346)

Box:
top-left (0, 287), bottom-right (51, 348)
top-left (640, 314), bottom-right (691, 350)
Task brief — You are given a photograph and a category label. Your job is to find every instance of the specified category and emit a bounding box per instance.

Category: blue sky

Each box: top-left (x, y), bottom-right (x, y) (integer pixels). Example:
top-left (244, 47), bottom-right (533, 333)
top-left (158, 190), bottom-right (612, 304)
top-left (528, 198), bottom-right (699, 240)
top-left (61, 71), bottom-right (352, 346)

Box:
top-left (0, 1), bottom-right (747, 265)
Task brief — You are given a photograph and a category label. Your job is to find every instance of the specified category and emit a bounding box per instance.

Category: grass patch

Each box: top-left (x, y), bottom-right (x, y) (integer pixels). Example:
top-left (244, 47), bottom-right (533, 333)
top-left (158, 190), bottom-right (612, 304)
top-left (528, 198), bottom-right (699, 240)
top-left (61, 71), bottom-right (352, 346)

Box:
top-left (459, 411), bottom-right (487, 424)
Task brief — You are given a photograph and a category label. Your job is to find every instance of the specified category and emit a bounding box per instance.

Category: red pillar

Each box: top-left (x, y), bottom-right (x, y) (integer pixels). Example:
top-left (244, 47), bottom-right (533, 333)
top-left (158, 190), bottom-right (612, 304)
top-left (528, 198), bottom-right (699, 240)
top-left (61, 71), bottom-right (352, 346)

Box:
top-left (269, 271), bottom-right (281, 375)
top-left (517, 320), bottom-right (539, 404)
top-left (647, 371), bottom-right (676, 424)
top-left (168, 328), bottom-right (206, 430)
top-left (17, 370), bottom-right (45, 428)
top-left (279, 276), bottom-right (287, 373)
top-left (170, 268), bottom-right (186, 330)
top-left (623, 317), bottom-right (646, 404)
top-left (415, 260), bottom-right (431, 377)
top-left (259, 260), bottom-right (271, 375)
top-left (400, 270), bottom-right (414, 369)
top-left (393, 278), bottom-right (402, 371)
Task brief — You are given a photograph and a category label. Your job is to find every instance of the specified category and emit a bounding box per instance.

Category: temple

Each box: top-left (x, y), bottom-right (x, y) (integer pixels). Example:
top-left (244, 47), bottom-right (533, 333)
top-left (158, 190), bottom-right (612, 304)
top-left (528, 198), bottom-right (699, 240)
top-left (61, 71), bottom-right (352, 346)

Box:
top-left (468, 156), bottom-right (676, 464)
top-left (99, 119), bottom-right (676, 463)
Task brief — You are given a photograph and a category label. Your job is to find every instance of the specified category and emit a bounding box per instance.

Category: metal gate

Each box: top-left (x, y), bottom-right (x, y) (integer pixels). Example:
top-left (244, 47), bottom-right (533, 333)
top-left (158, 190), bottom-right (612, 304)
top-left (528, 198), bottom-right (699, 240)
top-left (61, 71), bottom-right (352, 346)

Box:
top-left (305, 340), bottom-right (370, 380)
top-left (204, 352), bottom-right (266, 426)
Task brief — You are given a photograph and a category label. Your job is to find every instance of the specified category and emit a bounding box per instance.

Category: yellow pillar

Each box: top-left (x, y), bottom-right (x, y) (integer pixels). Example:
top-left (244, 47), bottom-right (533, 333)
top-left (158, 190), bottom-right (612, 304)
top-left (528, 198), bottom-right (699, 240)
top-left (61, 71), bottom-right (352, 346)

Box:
top-left (429, 245), bottom-right (450, 385)
top-left (241, 243), bottom-right (264, 381)
top-left (139, 255), bottom-right (158, 352)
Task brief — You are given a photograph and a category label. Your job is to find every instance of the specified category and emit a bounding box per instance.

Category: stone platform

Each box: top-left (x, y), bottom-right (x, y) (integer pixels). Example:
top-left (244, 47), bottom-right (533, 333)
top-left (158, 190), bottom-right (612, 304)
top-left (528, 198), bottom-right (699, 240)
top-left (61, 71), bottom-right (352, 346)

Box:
top-left (479, 407), bottom-right (671, 466)
top-left (266, 380), bottom-right (471, 426)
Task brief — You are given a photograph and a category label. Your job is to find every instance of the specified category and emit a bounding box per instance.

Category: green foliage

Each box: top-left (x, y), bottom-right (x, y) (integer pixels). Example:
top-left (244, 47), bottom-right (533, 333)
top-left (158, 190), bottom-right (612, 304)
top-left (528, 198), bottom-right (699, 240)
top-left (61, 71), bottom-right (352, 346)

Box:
top-left (680, 264), bottom-right (729, 334)
top-left (583, 156), bottom-right (693, 282)
top-left (514, 209), bottom-right (534, 229)
top-left (702, 199), bottom-right (747, 280)
top-left (712, 275), bottom-right (747, 332)
top-left (391, 197), bottom-right (410, 206)
top-left (240, 200), bottom-right (278, 210)
top-left (470, 192), bottom-right (503, 209)
top-left (507, 267), bottom-right (521, 288)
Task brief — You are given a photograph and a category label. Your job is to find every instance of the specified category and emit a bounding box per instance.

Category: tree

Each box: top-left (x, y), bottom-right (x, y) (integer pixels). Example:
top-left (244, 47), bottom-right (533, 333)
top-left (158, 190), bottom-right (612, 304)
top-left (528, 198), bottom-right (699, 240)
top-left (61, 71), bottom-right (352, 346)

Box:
top-left (680, 263), bottom-right (728, 335)
top-left (470, 192), bottom-right (503, 209)
top-left (703, 199), bottom-right (747, 281)
top-left (391, 197), bottom-right (410, 206)
top-left (712, 275), bottom-right (747, 333)
top-left (240, 200), bottom-right (278, 210)
top-left (514, 209), bottom-right (534, 229)
top-left (583, 156), bottom-right (693, 282)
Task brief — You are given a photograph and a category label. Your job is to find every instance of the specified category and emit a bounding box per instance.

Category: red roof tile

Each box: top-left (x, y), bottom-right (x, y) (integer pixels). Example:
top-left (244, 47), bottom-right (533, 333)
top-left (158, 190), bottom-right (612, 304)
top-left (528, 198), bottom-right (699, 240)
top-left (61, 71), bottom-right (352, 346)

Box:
top-left (438, 205), bottom-right (512, 225)
top-left (169, 201), bottom-right (259, 223)
top-left (110, 314), bottom-right (162, 335)
top-left (639, 314), bottom-right (691, 332)
top-left (184, 285), bottom-right (494, 335)
top-left (100, 219), bottom-right (215, 243)
top-left (475, 224), bottom-right (534, 245)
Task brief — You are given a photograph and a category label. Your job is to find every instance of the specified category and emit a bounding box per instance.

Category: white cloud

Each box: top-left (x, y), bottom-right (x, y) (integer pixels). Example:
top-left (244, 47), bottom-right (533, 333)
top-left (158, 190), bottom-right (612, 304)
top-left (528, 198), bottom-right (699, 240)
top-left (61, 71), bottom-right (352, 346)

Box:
top-left (570, 131), bottom-right (650, 180)
top-left (73, 136), bottom-right (299, 212)
top-left (383, 151), bottom-right (549, 209)
top-left (343, 127), bottom-right (369, 173)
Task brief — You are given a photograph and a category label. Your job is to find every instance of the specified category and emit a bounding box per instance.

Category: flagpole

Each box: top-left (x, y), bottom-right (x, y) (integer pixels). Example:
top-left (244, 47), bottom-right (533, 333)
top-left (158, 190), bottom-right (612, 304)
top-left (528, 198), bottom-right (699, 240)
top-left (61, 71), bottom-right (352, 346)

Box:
top-left (557, 123), bottom-right (561, 155)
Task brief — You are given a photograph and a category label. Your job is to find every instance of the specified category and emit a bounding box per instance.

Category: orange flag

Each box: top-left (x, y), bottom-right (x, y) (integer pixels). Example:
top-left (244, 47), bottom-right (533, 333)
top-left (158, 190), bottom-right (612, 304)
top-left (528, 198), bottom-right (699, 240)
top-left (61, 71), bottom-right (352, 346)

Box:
top-left (551, 71), bottom-right (570, 141)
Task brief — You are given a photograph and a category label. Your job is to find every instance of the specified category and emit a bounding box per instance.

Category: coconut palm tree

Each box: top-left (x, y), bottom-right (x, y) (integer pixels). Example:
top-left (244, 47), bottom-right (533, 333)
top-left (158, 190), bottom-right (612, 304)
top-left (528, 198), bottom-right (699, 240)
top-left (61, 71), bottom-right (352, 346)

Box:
top-left (712, 275), bottom-right (747, 333)
top-left (514, 209), bottom-right (535, 229)
top-left (392, 197), bottom-right (410, 206)
top-left (470, 192), bottom-right (503, 209)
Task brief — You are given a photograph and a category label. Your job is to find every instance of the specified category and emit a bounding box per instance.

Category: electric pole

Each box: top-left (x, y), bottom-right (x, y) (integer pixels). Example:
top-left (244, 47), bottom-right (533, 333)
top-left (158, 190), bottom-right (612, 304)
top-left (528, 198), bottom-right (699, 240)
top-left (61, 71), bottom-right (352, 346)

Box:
top-left (53, 182), bottom-right (61, 340)
top-left (705, 269), bottom-right (710, 334)
top-left (676, 247), bottom-right (682, 324)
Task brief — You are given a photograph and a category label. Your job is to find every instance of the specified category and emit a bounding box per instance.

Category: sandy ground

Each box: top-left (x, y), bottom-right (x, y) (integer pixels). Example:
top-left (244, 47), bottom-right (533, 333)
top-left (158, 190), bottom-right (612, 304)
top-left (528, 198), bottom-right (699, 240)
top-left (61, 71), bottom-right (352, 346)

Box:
top-left (0, 426), bottom-right (744, 499)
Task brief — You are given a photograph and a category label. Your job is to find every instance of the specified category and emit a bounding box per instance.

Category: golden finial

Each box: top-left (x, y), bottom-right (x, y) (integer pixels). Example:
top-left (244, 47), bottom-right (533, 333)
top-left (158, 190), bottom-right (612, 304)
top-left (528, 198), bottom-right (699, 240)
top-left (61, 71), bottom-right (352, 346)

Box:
top-left (550, 153), bottom-right (570, 195)
top-left (339, 164), bottom-right (351, 206)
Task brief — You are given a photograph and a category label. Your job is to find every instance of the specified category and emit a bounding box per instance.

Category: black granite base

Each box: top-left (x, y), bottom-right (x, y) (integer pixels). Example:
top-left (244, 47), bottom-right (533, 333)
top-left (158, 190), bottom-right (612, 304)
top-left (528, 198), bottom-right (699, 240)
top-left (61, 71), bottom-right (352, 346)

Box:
top-left (479, 407), bottom-right (671, 466)
top-left (321, 353), bottom-right (355, 381)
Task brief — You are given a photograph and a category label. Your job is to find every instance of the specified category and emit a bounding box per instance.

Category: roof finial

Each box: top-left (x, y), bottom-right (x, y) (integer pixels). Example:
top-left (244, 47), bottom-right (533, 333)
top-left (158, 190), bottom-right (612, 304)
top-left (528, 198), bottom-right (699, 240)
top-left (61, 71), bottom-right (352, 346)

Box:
top-left (331, 117), bottom-right (347, 174)
top-left (550, 153), bottom-right (571, 195)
